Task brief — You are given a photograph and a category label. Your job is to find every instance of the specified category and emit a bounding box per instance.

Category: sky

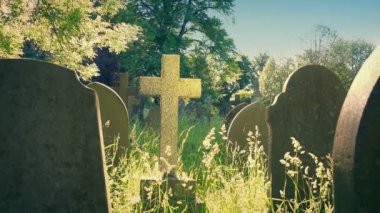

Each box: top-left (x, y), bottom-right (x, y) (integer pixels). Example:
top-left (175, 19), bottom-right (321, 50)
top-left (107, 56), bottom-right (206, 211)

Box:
top-left (220, 0), bottom-right (380, 59)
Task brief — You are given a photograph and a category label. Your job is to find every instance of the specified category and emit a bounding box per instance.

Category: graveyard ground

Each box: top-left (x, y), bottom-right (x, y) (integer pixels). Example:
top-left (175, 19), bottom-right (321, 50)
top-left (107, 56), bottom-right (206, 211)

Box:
top-left (106, 116), bottom-right (333, 212)
top-left (3, 2), bottom-right (378, 212)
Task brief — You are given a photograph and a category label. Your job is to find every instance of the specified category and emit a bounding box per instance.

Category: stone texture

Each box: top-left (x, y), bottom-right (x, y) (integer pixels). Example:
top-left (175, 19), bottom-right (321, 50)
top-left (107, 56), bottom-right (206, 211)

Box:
top-left (333, 47), bottom-right (380, 213)
top-left (139, 55), bottom-right (201, 173)
top-left (88, 82), bottom-right (129, 164)
top-left (227, 102), bottom-right (269, 154)
top-left (267, 65), bottom-right (346, 199)
top-left (0, 59), bottom-right (110, 212)
top-left (137, 55), bottom-right (204, 211)
top-left (223, 103), bottom-right (248, 131)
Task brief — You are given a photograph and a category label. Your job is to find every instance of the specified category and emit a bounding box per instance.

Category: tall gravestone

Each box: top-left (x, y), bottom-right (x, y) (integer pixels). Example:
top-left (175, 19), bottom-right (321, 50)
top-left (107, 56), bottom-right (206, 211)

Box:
top-left (267, 65), bottom-right (346, 199)
top-left (223, 103), bottom-right (248, 131)
top-left (0, 59), bottom-right (110, 212)
top-left (88, 82), bottom-right (129, 164)
top-left (227, 102), bottom-right (269, 154)
top-left (333, 47), bottom-right (380, 213)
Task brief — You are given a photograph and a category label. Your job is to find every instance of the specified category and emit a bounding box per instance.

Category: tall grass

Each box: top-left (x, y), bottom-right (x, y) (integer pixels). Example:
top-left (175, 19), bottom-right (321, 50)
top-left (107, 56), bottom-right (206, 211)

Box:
top-left (105, 116), bottom-right (333, 212)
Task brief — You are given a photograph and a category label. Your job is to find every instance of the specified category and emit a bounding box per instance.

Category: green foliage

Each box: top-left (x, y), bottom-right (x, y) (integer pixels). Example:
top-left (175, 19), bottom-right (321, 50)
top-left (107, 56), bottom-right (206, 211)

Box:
top-left (250, 53), bottom-right (270, 99)
top-left (259, 58), bottom-right (295, 105)
top-left (231, 89), bottom-right (254, 103)
top-left (107, 117), bottom-right (334, 212)
top-left (297, 25), bottom-right (375, 89)
top-left (275, 138), bottom-right (333, 212)
top-left (253, 53), bottom-right (270, 73)
top-left (115, 0), bottom-right (240, 109)
top-left (0, 0), bottom-right (140, 80)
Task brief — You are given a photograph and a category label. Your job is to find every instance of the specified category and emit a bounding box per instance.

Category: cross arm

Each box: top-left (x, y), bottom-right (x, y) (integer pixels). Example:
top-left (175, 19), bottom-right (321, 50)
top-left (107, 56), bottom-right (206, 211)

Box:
top-left (139, 77), bottom-right (162, 96)
top-left (178, 78), bottom-right (202, 98)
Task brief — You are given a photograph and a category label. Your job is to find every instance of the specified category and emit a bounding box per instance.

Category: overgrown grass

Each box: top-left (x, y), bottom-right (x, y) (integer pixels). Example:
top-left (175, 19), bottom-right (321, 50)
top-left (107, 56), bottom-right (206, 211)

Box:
top-left (106, 116), bottom-right (333, 212)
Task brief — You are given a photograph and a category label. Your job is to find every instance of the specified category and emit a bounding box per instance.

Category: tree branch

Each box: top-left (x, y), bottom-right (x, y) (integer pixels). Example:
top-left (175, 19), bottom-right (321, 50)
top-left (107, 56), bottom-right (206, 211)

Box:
top-left (178, 0), bottom-right (192, 40)
top-left (139, 0), bottom-right (154, 12)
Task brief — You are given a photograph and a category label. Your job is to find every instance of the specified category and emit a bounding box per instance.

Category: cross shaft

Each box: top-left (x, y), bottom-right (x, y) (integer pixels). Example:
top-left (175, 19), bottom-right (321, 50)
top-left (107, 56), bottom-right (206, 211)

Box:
top-left (139, 55), bottom-right (201, 174)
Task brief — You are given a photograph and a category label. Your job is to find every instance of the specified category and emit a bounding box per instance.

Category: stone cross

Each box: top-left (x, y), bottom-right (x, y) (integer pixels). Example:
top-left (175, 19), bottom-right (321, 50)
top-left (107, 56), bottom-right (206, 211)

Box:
top-left (119, 73), bottom-right (140, 116)
top-left (139, 55), bottom-right (201, 174)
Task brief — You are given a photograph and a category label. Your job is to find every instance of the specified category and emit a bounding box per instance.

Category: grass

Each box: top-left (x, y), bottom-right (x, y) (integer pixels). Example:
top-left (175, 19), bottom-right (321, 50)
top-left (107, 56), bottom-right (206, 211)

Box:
top-left (105, 116), bottom-right (333, 212)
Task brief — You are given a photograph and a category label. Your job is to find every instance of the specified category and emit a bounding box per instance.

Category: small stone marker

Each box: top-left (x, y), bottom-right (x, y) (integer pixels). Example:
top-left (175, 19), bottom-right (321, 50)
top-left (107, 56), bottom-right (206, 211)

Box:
top-left (139, 55), bottom-right (201, 173)
top-left (138, 55), bottom-right (204, 211)
top-left (88, 82), bottom-right (129, 164)
top-left (267, 65), bottom-right (346, 199)
top-left (224, 103), bottom-right (248, 131)
top-left (0, 59), bottom-right (110, 212)
top-left (231, 94), bottom-right (241, 107)
top-left (227, 102), bottom-right (269, 154)
top-left (333, 47), bottom-right (380, 213)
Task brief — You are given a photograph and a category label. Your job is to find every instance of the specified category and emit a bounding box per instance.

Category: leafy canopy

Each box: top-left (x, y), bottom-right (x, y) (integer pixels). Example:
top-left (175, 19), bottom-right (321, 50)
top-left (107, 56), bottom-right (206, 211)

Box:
top-left (296, 25), bottom-right (375, 89)
top-left (0, 0), bottom-right (140, 80)
top-left (115, 0), bottom-right (240, 108)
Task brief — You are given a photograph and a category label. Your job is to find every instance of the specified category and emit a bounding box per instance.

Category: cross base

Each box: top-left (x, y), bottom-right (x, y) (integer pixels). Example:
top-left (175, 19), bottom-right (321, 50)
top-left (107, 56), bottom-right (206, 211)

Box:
top-left (135, 175), bottom-right (206, 212)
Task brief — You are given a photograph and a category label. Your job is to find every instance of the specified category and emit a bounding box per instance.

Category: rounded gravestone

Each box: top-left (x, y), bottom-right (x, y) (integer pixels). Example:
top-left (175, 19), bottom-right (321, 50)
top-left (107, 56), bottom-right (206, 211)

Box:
top-left (88, 82), bottom-right (129, 163)
top-left (0, 59), bottom-right (110, 212)
top-left (333, 47), bottom-right (380, 213)
top-left (227, 102), bottom-right (269, 154)
top-left (223, 103), bottom-right (248, 131)
top-left (267, 65), bottom-right (346, 200)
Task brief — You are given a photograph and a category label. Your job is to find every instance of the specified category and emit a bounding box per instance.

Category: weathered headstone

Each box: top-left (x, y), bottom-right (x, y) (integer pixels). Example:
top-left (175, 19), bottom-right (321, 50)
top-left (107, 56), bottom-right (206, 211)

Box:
top-left (138, 55), bottom-right (204, 211)
top-left (88, 82), bottom-right (129, 164)
top-left (227, 102), bottom-right (269, 154)
top-left (333, 47), bottom-right (380, 213)
top-left (267, 65), bottom-right (346, 199)
top-left (0, 59), bottom-right (110, 212)
top-left (224, 103), bottom-right (248, 131)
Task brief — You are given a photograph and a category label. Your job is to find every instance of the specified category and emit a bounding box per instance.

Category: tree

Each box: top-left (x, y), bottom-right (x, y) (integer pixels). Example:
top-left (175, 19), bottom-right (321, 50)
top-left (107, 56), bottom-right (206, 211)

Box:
top-left (236, 55), bottom-right (255, 90)
top-left (259, 57), bottom-right (295, 105)
top-left (185, 47), bottom-right (240, 115)
top-left (326, 39), bottom-right (375, 88)
top-left (0, 0), bottom-right (140, 80)
top-left (297, 25), bottom-right (374, 89)
top-left (252, 53), bottom-right (270, 98)
top-left (115, 0), bottom-right (240, 112)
